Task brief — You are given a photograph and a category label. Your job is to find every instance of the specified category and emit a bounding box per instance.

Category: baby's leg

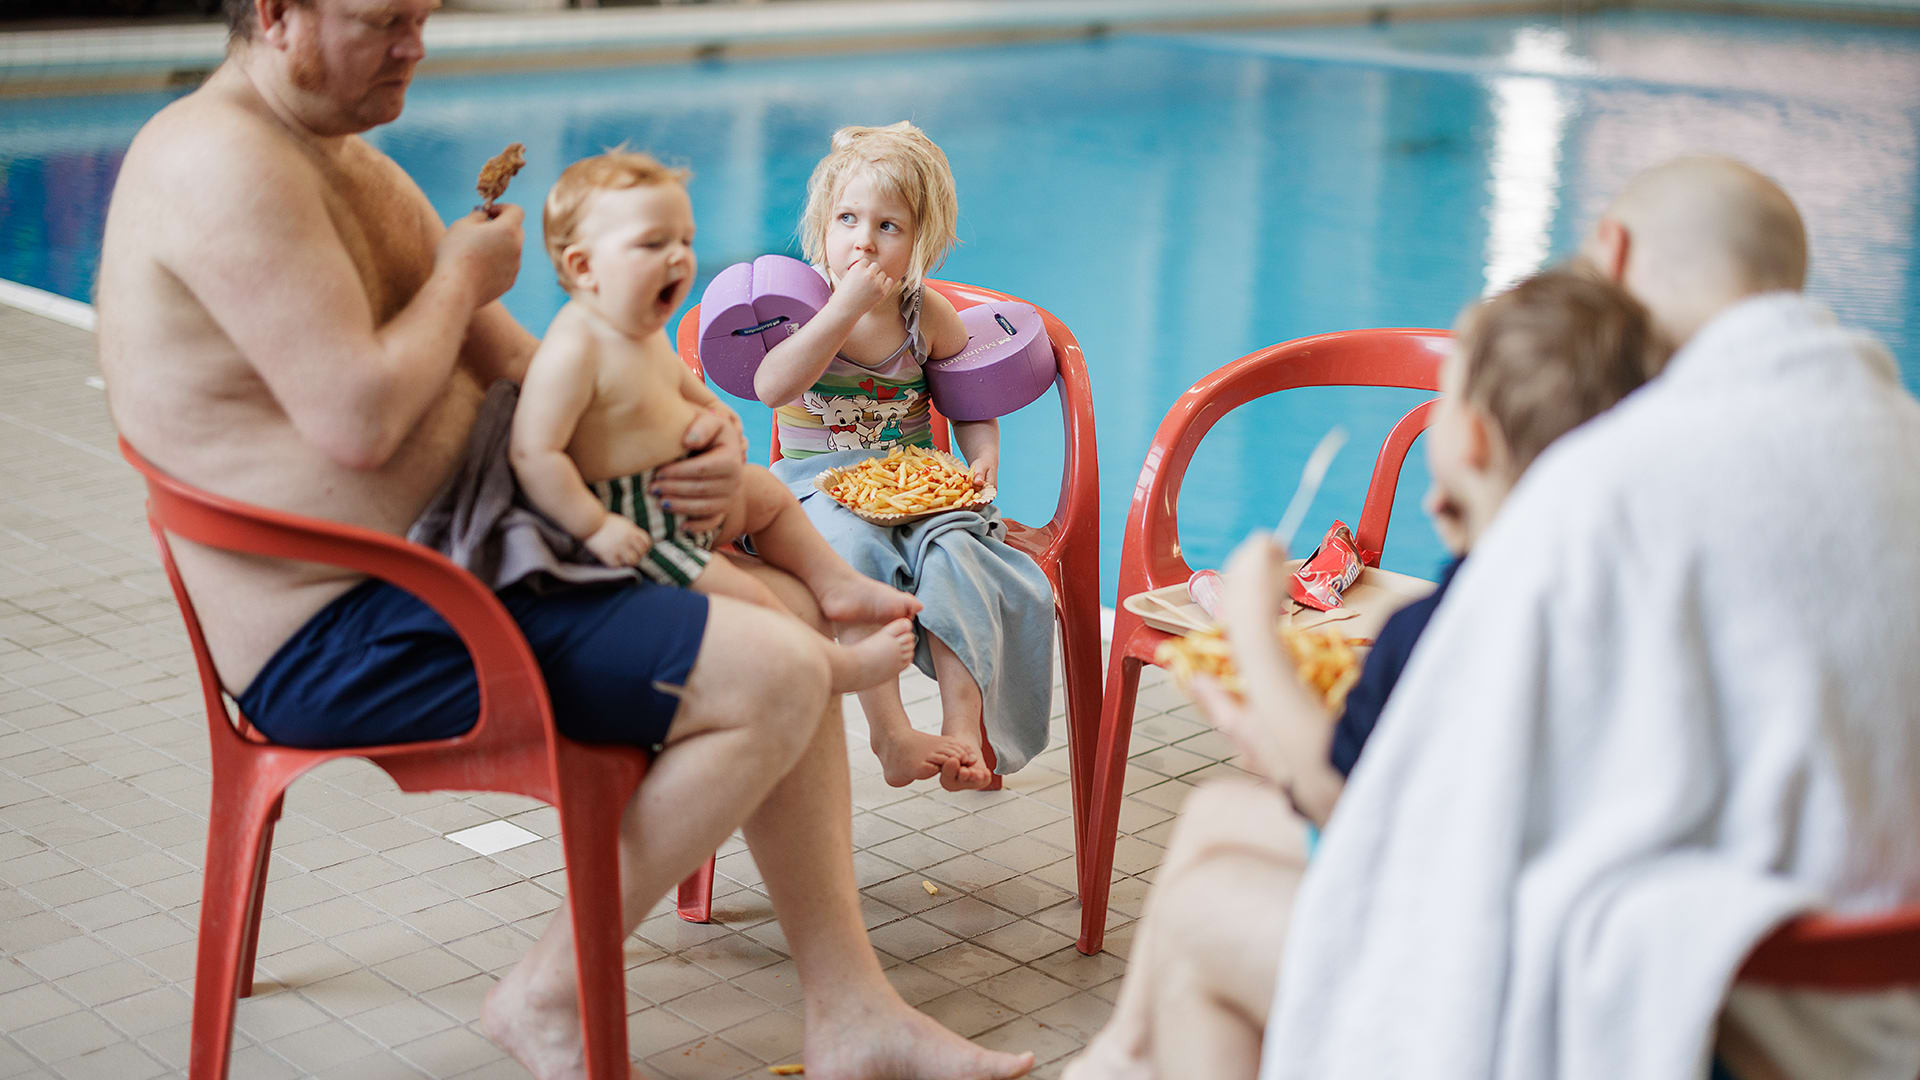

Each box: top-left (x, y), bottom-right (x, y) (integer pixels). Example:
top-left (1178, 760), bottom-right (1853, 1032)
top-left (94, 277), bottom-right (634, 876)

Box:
top-left (842, 626), bottom-right (983, 788)
top-left (925, 631), bottom-right (996, 791)
top-left (692, 557), bottom-right (914, 694)
top-left (733, 467), bottom-right (920, 625)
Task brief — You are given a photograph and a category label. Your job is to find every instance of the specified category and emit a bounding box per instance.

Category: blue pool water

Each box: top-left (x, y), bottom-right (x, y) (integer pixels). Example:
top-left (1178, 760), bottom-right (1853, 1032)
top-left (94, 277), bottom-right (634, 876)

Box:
top-left (5, 12), bottom-right (1919, 600)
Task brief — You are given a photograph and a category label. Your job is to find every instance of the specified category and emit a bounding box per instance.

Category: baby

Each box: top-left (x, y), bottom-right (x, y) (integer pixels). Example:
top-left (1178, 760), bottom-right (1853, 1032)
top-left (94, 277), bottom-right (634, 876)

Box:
top-left (511, 151), bottom-right (920, 693)
top-left (754, 122), bottom-right (1055, 791)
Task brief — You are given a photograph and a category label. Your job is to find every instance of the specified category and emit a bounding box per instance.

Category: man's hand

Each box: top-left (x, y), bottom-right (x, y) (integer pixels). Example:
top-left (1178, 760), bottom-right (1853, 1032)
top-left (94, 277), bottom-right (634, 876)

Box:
top-left (828, 259), bottom-right (895, 317)
top-left (585, 515), bottom-right (652, 567)
top-left (439, 204), bottom-right (524, 308)
top-left (651, 408), bottom-right (745, 533)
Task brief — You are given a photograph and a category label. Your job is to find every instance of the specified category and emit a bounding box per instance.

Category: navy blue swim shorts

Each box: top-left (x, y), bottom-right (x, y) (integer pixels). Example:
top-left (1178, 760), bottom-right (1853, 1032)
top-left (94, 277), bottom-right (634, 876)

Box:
top-left (235, 577), bottom-right (709, 750)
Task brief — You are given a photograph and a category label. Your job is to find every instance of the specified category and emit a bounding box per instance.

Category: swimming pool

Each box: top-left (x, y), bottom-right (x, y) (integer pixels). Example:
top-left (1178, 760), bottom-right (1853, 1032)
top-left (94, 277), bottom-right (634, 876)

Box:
top-left (5, 11), bottom-right (1917, 600)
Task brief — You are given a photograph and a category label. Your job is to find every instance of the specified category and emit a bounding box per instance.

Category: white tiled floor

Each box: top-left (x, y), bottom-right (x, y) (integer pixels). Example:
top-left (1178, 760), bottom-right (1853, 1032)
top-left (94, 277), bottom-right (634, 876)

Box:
top-left (0, 302), bottom-right (1236, 1078)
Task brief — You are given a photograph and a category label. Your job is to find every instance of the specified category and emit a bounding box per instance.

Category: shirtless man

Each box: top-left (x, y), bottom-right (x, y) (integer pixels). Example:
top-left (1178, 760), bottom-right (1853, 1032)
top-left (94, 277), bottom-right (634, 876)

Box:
top-left (95, 2), bottom-right (1033, 1079)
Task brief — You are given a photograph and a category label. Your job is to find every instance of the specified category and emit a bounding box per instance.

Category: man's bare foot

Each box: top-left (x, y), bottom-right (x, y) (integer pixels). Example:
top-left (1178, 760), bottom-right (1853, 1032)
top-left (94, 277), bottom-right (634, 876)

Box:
top-left (806, 998), bottom-right (1034, 1080)
top-left (829, 618), bottom-right (916, 693)
top-left (482, 959), bottom-right (604, 1080)
top-left (816, 572), bottom-right (921, 625)
top-left (872, 725), bottom-right (976, 787)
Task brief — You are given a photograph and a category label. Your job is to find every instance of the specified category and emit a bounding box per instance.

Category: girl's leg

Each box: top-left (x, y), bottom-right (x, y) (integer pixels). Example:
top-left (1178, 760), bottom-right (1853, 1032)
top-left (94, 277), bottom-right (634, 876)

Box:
top-left (731, 466), bottom-right (919, 625)
top-left (844, 637), bottom-right (981, 788)
top-left (693, 556), bottom-right (913, 694)
top-left (926, 632), bottom-right (995, 791)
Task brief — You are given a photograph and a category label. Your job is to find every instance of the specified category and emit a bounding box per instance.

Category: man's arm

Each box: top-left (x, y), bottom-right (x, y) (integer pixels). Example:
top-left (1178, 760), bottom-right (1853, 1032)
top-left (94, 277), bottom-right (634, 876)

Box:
top-left (159, 129), bottom-right (522, 469)
top-left (463, 298), bottom-right (541, 385)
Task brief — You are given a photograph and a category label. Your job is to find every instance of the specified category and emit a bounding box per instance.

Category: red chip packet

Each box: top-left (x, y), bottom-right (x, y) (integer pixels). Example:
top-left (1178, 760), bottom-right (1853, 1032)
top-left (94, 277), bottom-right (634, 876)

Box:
top-left (1289, 521), bottom-right (1364, 611)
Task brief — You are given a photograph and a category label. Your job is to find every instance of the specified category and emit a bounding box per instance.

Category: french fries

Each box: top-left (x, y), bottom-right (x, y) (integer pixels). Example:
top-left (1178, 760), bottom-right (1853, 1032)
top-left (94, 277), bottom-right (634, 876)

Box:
top-left (1155, 624), bottom-right (1366, 711)
top-left (819, 447), bottom-right (987, 521)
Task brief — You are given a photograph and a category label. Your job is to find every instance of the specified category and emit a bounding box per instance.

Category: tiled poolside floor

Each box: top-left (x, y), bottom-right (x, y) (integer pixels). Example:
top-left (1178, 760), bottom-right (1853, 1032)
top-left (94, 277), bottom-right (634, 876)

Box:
top-left (0, 303), bottom-right (1239, 1079)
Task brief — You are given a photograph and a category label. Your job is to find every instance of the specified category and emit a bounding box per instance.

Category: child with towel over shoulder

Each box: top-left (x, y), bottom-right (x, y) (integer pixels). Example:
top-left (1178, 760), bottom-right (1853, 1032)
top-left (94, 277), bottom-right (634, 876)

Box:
top-left (755, 122), bottom-right (1055, 791)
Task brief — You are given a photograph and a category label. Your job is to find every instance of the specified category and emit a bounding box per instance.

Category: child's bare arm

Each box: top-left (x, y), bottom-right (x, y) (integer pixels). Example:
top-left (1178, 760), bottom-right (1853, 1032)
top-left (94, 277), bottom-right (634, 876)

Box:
top-left (953, 419), bottom-right (1000, 489)
top-left (925, 291), bottom-right (1001, 487)
top-left (755, 259), bottom-right (894, 405)
top-left (510, 343), bottom-right (649, 565)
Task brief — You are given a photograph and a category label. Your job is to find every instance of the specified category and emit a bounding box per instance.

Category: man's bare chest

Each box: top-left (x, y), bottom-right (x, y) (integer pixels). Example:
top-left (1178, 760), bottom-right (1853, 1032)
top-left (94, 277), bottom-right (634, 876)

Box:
top-left (318, 157), bottom-right (436, 322)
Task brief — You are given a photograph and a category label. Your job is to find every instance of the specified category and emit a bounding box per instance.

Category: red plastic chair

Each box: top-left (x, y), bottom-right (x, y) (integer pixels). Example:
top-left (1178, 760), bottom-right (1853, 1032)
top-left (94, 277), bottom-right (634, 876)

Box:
top-left (121, 439), bottom-right (706, 1080)
top-left (1085, 327), bottom-right (1447, 953)
top-left (673, 278), bottom-right (1103, 911)
top-left (1735, 908), bottom-right (1920, 1079)
top-left (1738, 908), bottom-right (1920, 989)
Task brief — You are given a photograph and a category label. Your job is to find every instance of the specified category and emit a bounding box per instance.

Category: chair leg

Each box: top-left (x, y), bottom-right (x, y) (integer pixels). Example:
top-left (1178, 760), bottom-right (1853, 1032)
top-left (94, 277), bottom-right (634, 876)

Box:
top-left (236, 794), bottom-right (283, 998)
top-left (189, 783), bottom-right (285, 1080)
top-left (1056, 571), bottom-right (1106, 878)
top-left (557, 785), bottom-right (635, 1080)
top-left (677, 855), bottom-right (715, 924)
top-left (1078, 648), bottom-right (1144, 955)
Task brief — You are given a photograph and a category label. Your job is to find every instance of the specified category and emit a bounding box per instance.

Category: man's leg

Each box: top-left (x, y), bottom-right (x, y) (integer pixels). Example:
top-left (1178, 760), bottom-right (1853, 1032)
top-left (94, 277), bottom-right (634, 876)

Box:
top-left (1065, 778), bottom-right (1306, 1080)
top-left (484, 590), bottom-right (834, 1080)
top-left (726, 559), bottom-right (1034, 1080)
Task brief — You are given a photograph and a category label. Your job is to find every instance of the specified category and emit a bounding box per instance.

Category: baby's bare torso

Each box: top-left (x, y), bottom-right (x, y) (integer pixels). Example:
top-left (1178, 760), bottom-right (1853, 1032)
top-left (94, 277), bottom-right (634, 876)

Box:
top-left (544, 303), bottom-right (708, 483)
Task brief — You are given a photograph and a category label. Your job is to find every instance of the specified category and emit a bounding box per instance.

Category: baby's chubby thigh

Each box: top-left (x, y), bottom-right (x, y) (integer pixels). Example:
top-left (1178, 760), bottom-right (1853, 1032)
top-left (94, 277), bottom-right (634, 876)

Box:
top-left (710, 464), bottom-right (792, 545)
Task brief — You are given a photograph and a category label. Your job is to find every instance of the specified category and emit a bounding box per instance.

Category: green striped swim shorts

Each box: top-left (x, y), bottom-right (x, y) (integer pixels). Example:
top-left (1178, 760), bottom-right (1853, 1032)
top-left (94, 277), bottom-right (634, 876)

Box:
top-left (589, 468), bottom-right (717, 588)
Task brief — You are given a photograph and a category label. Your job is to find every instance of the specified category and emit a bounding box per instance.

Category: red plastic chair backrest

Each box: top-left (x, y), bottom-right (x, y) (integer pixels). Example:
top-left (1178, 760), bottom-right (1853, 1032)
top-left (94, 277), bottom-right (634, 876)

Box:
top-left (118, 438), bottom-right (563, 779)
top-left (1117, 327), bottom-right (1447, 600)
top-left (1737, 908), bottom-right (1920, 990)
top-left (676, 278), bottom-right (1099, 565)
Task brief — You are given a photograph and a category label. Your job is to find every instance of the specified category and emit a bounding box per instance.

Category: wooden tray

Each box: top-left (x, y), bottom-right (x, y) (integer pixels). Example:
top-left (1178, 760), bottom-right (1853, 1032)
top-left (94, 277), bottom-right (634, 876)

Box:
top-left (813, 448), bottom-right (995, 526)
top-left (1122, 562), bottom-right (1436, 641)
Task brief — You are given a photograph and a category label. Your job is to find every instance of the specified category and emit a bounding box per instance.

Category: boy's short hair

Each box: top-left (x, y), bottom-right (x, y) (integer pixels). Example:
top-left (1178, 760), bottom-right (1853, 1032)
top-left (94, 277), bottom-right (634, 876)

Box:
top-left (1456, 268), bottom-right (1671, 473)
top-left (800, 122), bottom-right (959, 288)
top-left (543, 150), bottom-right (691, 291)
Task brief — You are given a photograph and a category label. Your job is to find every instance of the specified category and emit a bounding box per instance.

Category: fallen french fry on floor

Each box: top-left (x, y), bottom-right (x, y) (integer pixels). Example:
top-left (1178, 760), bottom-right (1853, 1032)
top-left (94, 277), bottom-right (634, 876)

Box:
top-left (769, 1065), bottom-right (805, 1076)
top-left (922, 880), bottom-right (940, 896)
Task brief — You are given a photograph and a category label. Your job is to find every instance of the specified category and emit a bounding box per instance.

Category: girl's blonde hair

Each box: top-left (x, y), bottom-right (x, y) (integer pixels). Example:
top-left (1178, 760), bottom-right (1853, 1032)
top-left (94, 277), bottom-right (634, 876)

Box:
top-left (544, 150), bottom-right (691, 291)
top-left (800, 122), bottom-right (959, 289)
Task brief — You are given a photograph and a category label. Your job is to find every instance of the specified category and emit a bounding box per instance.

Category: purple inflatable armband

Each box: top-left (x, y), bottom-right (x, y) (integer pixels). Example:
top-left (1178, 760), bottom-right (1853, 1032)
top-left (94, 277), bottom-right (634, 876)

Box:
top-left (696, 255), bottom-right (831, 400)
top-left (924, 301), bottom-right (1056, 421)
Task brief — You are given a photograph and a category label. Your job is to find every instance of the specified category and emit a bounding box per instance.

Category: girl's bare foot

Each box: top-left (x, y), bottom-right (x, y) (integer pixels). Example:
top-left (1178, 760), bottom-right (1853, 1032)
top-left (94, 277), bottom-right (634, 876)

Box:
top-left (872, 724), bottom-right (978, 787)
top-left (483, 960), bottom-right (595, 1080)
top-left (806, 997), bottom-right (1034, 1080)
top-left (828, 618), bottom-right (916, 692)
top-left (938, 714), bottom-right (995, 791)
top-left (816, 572), bottom-right (921, 625)
top-left (1061, 1030), bottom-right (1153, 1080)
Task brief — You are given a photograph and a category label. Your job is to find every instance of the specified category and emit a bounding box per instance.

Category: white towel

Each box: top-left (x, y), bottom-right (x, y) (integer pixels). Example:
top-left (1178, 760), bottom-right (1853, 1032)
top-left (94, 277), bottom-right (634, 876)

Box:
top-left (1262, 293), bottom-right (1920, 1080)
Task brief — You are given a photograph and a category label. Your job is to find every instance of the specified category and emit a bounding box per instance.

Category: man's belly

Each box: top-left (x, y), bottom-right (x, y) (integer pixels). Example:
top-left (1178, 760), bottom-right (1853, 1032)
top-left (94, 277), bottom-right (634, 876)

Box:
top-left (139, 377), bottom-right (484, 695)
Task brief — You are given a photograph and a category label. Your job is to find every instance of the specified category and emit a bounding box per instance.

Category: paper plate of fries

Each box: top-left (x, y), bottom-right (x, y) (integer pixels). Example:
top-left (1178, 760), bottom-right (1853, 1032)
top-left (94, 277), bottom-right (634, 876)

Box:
top-left (1155, 624), bottom-right (1368, 711)
top-left (815, 446), bottom-right (995, 525)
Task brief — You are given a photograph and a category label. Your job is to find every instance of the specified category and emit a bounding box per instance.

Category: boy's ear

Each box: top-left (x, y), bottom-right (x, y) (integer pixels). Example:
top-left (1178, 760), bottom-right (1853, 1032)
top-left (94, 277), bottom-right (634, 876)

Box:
top-left (1590, 217), bottom-right (1631, 283)
top-left (563, 244), bottom-right (594, 290)
top-left (1463, 405), bottom-right (1499, 471)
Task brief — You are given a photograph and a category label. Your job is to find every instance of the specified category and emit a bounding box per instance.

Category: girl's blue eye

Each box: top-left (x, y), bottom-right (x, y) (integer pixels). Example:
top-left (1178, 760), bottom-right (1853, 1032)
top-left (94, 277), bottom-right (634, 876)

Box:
top-left (837, 212), bottom-right (856, 225)
top-left (880, 222), bottom-right (900, 233)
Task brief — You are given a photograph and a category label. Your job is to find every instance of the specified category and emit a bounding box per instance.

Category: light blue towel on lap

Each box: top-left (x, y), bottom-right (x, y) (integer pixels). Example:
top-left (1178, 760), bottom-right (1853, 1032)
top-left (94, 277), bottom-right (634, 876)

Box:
top-left (770, 450), bottom-right (1054, 774)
